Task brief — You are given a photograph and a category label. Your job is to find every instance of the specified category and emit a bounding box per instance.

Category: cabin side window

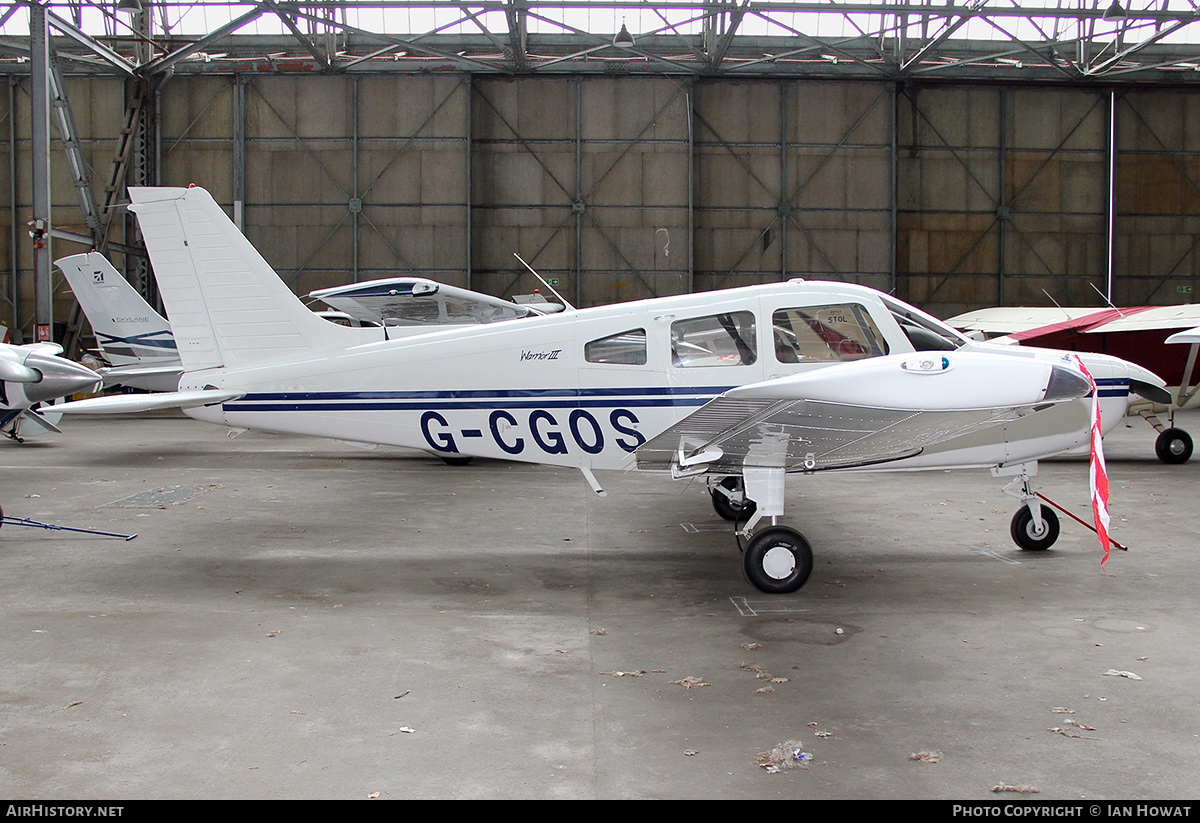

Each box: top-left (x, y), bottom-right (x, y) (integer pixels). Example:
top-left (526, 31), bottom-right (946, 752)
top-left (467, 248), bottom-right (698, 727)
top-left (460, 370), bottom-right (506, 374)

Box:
top-left (670, 311), bottom-right (757, 367)
top-left (585, 328), bottom-right (648, 365)
top-left (772, 304), bottom-right (889, 363)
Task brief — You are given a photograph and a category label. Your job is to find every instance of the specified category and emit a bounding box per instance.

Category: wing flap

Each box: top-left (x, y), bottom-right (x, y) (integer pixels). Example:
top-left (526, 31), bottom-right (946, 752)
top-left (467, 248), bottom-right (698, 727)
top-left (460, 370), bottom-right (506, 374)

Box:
top-left (636, 397), bottom-right (1034, 474)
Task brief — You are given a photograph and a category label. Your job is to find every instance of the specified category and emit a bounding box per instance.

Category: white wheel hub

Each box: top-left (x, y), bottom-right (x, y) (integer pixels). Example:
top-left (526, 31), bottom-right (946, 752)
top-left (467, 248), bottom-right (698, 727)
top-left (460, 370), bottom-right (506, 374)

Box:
top-left (761, 545), bottom-right (797, 580)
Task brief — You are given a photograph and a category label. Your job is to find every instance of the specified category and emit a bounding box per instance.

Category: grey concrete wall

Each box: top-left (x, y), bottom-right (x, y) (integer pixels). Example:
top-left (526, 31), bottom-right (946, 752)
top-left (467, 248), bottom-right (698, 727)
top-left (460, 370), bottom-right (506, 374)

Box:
top-left (5, 74), bottom-right (1200, 342)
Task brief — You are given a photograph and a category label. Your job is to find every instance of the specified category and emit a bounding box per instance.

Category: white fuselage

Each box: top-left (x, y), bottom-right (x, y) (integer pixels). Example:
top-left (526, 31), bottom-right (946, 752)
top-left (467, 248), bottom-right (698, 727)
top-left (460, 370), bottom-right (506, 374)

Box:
top-left (177, 280), bottom-right (1152, 474)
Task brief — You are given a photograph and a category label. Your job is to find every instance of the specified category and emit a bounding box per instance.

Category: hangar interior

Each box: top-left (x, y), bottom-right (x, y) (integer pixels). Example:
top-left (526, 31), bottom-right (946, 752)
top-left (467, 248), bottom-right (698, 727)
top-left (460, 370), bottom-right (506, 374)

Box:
top-left (3, 1), bottom-right (1200, 349)
top-left (5, 4), bottom-right (1200, 800)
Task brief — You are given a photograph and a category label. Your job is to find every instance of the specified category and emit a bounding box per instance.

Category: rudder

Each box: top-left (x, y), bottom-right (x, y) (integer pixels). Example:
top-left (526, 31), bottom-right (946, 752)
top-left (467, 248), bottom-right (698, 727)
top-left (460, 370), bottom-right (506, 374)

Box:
top-left (128, 186), bottom-right (352, 373)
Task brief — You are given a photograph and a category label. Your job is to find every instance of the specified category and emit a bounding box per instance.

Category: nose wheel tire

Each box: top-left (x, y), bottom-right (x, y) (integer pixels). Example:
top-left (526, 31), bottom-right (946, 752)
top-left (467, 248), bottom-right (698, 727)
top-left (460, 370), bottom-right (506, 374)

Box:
top-left (743, 526), bottom-right (814, 594)
top-left (1155, 428), bottom-right (1193, 464)
top-left (1010, 506), bottom-right (1060, 551)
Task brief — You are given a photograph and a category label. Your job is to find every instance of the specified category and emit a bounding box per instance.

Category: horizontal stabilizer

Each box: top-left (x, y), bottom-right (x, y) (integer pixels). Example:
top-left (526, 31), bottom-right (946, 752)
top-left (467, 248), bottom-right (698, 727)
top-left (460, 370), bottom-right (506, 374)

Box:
top-left (97, 363), bottom-right (184, 391)
top-left (55, 389), bottom-right (245, 415)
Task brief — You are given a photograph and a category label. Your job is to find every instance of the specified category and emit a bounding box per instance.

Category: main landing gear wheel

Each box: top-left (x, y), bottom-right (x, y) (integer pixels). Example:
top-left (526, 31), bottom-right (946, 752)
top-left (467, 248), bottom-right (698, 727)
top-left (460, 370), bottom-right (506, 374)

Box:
top-left (1010, 506), bottom-right (1060, 551)
top-left (711, 477), bottom-right (757, 521)
top-left (1155, 428), bottom-right (1193, 464)
top-left (440, 454), bottom-right (474, 466)
top-left (743, 526), bottom-right (814, 594)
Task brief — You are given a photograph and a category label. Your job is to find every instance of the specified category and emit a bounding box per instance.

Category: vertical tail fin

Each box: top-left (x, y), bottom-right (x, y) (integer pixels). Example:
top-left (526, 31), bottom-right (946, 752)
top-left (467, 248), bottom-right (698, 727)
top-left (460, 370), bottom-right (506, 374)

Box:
top-left (127, 186), bottom-right (351, 373)
top-left (57, 251), bottom-right (176, 369)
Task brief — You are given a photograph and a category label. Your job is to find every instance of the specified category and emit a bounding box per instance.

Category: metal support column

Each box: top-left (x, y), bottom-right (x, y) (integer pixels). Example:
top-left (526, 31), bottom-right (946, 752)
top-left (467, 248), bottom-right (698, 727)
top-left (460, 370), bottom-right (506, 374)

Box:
top-left (997, 88), bottom-right (1008, 306)
top-left (687, 81), bottom-right (694, 294)
top-left (29, 2), bottom-right (53, 342)
top-left (574, 76), bottom-right (583, 307)
top-left (889, 83), bottom-right (898, 295)
top-left (780, 81), bottom-right (788, 279)
top-left (1106, 88), bottom-right (1119, 304)
top-left (234, 75), bottom-right (246, 231)
top-left (351, 75), bottom-right (360, 282)
top-left (465, 74), bottom-right (473, 291)
top-left (8, 79), bottom-right (19, 339)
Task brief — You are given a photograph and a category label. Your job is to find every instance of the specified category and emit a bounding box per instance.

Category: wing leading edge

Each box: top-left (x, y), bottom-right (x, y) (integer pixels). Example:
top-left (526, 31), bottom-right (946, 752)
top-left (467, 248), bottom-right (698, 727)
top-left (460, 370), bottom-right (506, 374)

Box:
top-left (636, 351), bottom-right (1091, 476)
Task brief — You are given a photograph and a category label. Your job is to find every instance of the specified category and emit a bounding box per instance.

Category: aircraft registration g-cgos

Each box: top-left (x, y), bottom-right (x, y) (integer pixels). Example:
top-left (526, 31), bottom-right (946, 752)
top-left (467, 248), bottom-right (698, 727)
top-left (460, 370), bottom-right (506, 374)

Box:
top-left (55, 185), bottom-right (1167, 594)
top-left (420, 406), bottom-right (645, 458)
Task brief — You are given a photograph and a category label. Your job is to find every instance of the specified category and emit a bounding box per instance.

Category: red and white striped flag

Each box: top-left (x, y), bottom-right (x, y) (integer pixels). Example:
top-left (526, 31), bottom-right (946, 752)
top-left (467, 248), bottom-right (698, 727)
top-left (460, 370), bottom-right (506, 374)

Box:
top-left (1074, 356), bottom-right (1111, 566)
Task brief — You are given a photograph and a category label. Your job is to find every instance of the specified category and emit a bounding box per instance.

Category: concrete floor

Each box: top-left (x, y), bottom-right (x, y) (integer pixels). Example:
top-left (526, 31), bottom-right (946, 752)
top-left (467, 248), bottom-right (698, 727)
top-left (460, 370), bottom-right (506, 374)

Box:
top-left (1, 410), bottom-right (1198, 800)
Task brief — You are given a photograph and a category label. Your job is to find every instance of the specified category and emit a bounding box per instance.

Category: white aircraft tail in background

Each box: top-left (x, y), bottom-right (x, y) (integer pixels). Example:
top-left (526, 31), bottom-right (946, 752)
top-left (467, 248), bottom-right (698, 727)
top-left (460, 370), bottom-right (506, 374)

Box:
top-left (57, 252), bottom-right (182, 393)
top-left (57, 185), bottom-right (1169, 592)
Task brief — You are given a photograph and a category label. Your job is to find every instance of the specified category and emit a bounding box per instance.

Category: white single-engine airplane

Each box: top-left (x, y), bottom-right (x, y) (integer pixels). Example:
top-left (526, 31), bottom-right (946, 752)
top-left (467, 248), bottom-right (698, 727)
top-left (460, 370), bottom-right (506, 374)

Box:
top-left (1, 341), bottom-right (103, 441)
top-left (57, 186), bottom-right (1168, 593)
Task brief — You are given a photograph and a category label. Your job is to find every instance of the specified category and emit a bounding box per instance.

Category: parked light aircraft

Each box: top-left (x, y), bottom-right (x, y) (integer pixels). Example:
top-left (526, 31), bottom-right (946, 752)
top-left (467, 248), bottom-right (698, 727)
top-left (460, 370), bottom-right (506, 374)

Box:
top-left (308, 275), bottom-right (564, 327)
top-left (948, 304), bottom-right (1200, 464)
top-left (56, 186), bottom-right (1168, 593)
top-left (1, 341), bottom-right (102, 441)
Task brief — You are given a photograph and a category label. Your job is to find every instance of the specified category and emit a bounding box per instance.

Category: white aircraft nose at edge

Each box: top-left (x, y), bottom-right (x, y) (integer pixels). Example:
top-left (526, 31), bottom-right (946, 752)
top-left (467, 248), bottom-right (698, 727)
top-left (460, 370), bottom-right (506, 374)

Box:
top-left (56, 185), bottom-right (1168, 593)
top-left (1, 341), bottom-right (103, 442)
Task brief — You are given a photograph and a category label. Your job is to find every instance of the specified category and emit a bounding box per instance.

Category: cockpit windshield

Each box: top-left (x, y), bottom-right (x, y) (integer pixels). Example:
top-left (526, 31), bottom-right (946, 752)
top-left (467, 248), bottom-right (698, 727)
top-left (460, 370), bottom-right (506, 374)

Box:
top-left (882, 296), bottom-right (970, 352)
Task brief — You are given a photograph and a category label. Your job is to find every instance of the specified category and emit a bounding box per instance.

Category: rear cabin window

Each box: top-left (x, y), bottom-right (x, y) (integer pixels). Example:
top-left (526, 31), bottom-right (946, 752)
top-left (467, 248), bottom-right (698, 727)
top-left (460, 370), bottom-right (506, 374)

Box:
top-left (671, 311), bottom-right (757, 367)
top-left (772, 304), bottom-right (889, 363)
top-left (585, 329), bottom-right (648, 365)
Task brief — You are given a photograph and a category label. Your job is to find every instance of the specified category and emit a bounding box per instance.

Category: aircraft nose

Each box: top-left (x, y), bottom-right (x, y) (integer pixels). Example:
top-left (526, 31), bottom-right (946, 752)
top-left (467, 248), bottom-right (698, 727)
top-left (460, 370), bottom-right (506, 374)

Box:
top-left (20, 353), bottom-right (102, 403)
top-left (1043, 364), bottom-right (1092, 403)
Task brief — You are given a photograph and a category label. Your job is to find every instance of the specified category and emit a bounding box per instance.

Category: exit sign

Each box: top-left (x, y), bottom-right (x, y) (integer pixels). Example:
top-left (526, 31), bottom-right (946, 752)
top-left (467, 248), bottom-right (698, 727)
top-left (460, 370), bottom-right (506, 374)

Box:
top-left (1178, 285), bottom-right (1194, 294)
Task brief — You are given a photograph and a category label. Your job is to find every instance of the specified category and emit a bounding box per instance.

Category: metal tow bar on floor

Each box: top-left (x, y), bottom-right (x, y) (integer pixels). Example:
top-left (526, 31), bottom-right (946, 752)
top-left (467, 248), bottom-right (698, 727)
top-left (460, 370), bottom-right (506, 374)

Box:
top-left (0, 507), bottom-right (137, 541)
top-left (1035, 492), bottom-right (1127, 552)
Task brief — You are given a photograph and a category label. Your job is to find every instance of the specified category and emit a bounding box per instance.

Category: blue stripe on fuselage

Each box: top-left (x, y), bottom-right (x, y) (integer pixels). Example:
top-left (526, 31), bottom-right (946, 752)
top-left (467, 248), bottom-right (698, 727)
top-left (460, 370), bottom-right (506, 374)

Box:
top-left (222, 386), bottom-right (733, 413)
top-left (218, 377), bottom-right (1132, 412)
top-left (1095, 377), bottom-right (1130, 398)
